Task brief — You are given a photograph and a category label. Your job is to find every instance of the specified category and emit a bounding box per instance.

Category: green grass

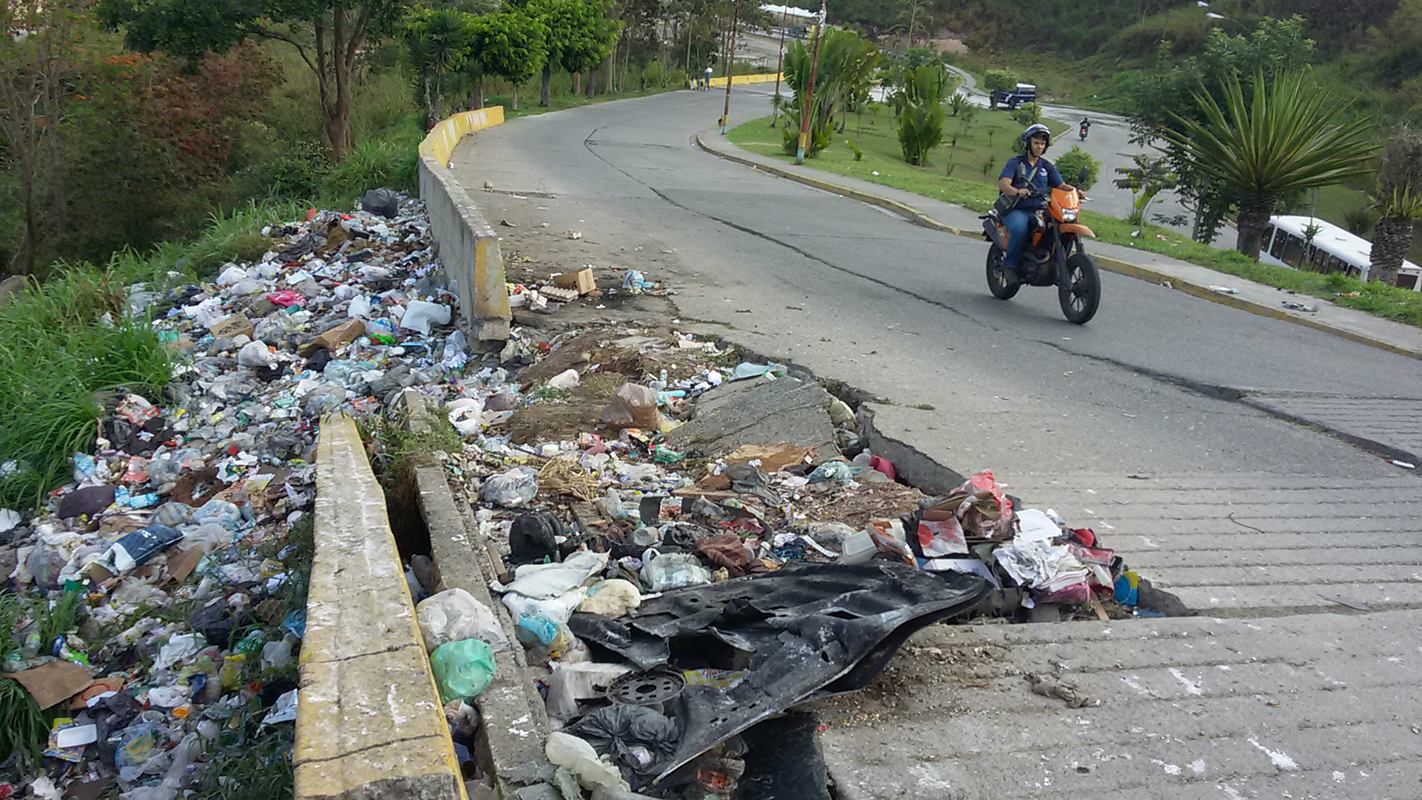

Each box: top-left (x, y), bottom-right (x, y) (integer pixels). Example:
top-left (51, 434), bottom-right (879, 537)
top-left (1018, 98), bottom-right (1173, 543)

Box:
top-left (0, 198), bottom-right (314, 509)
top-left (946, 50), bottom-right (1121, 112)
top-left (729, 106), bottom-right (1046, 209)
top-left (729, 113), bottom-right (1422, 327)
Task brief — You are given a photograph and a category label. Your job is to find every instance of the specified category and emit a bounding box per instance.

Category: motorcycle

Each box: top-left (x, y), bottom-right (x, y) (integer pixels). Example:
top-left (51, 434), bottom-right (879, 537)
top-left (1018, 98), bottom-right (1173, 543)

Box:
top-left (981, 164), bottom-right (1101, 324)
top-left (1078, 123), bottom-right (1089, 141)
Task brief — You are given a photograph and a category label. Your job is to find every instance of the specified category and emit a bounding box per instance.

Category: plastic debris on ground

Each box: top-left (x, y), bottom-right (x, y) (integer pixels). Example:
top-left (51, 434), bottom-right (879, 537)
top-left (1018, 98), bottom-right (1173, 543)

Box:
top-left (421, 314), bottom-right (1181, 799)
top-left (0, 192), bottom-right (480, 798)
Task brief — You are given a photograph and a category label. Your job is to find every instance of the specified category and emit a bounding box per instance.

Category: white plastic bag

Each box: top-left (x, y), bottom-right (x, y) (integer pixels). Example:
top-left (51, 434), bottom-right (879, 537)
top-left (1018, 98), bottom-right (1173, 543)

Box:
top-left (499, 551), bottom-right (608, 599)
top-left (399, 300), bottom-right (451, 335)
top-left (481, 467), bottom-right (538, 507)
top-left (502, 587), bottom-right (588, 625)
top-left (417, 588), bottom-right (510, 653)
top-left (577, 579), bottom-right (642, 618)
top-left (641, 552), bottom-right (712, 591)
top-left (347, 295), bottom-right (373, 319)
top-left (237, 341), bottom-right (277, 368)
top-left (216, 265), bottom-right (250, 286)
top-left (547, 369), bottom-right (580, 390)
top-left (546, 732), bottom-right (630, 793)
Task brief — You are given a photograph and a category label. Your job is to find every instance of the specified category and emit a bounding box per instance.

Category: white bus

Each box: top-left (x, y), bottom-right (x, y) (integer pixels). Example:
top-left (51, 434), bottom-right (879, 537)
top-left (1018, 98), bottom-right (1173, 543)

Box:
top-left (1260, 215), bottom-right (1422, 290)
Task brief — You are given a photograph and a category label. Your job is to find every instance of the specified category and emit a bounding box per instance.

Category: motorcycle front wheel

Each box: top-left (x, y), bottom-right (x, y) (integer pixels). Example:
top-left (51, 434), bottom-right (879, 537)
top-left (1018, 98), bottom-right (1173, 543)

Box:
top-left (986, 246), bottom-right (1020, 299)
top-left (1059, 253), bottom-right (1100, 324)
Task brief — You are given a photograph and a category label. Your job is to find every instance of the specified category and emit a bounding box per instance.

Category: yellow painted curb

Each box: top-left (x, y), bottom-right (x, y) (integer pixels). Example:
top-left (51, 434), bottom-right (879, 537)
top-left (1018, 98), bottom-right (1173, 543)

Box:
top-left (296, 413), bottom-right (466, 800)
top-left (695, 130), bottom-right (1422, 359)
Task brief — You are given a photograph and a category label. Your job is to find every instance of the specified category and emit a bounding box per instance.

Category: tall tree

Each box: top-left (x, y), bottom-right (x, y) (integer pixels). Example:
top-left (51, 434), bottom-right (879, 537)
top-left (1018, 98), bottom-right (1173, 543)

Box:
top-left (99, 0), bottom-right (409, 160)
top-left (1368, 126), bottom-right (1422, 286)
top-left (1122, 18), bottom-right (1320, 245)
top-left (1164, 71), bottom-right (1375, 259)
top-left (468, 9), bottom-right (548, 110)
top-left (404, 8), bottom-right (473, 129)
top-left (525, 0), bottom-right (618, 107)
top-left (0, 0), bottom-right (87, 276)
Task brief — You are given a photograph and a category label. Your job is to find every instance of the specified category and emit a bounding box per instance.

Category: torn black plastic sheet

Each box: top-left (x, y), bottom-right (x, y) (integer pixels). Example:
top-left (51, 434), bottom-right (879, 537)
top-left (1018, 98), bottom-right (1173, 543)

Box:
top-left (568, 562), bottom-right (989, 788)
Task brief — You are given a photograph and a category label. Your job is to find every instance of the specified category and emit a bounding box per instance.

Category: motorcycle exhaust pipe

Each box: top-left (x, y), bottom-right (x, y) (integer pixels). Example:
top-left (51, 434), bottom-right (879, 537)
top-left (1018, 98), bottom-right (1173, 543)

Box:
top-left (982, 218), bottom-right (1007, 250)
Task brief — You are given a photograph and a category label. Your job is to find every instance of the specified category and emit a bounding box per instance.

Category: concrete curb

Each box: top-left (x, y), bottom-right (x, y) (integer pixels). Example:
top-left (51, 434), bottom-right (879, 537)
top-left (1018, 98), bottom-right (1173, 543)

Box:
top-left (401, 391), bottom-right (552, 794)
top-left (693, 130), bottom-right (1422, 360)
top-left (297, 413), bottom-right (465, 800)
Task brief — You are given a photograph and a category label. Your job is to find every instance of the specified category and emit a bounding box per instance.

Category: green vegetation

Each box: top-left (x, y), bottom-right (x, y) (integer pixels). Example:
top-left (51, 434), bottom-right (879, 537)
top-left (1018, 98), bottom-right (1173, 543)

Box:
top-left (1163, 70), bottom-right (1375, 258)
top-left (897, 64), bottom-right (951, 166)
top-left (1054, 146), bottom-right (1100, 191)
top-left (779, 28), bottom-right (881, 158)
top-left (1367, 126), bottom-right (1422, 286)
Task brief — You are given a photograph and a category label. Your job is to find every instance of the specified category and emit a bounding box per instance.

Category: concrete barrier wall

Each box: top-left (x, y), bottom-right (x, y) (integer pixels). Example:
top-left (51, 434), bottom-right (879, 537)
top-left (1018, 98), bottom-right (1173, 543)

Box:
top-left (704, 72), bottom-right (784, 88)
top-left (418, 108), bottom-right (511, 342)
top-left (296, 414), bottom-right (465, 800)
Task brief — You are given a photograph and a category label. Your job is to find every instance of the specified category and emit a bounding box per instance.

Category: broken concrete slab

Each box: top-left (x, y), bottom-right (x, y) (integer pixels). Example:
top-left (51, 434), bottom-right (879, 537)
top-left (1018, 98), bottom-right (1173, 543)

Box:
top-left (858, 403), bottom-right (965, 497)
top-left (666, 377), bottom-right (837, 459)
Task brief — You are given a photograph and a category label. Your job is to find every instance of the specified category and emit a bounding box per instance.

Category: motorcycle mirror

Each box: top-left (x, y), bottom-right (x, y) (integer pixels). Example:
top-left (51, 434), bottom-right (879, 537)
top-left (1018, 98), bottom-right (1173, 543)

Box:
top-left (1078, 167), bottom-right (1088, 185)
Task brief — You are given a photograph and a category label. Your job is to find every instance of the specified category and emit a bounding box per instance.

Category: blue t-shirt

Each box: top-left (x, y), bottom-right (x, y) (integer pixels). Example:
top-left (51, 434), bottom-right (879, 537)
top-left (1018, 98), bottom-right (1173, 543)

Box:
top-left (1000, 155), bottom-right (1063, 210)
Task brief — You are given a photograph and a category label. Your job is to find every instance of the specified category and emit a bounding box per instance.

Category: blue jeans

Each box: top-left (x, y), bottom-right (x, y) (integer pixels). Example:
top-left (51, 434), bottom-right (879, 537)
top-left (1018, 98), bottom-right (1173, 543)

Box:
top-left (1002, 208), bottom-right (1033, 270)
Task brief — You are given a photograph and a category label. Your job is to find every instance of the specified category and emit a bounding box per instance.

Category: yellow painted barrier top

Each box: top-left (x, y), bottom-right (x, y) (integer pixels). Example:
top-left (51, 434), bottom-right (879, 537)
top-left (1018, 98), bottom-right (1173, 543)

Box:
top-left (703, 73), bottom-right (785, 88)
top-left (419, 106), bottom-right (506, 165)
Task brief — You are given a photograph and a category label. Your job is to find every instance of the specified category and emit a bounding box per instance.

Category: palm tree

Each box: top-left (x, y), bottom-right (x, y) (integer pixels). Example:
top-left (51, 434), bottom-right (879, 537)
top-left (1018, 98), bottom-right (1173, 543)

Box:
top-left (404, 9), bottom-right (473, 130)
top-left (1164, 71), bottom-right (1375, 260)
top-left (779, 29), bottom-right (881, 157)
top-left (1368, 126), bottom-right (1422, 286)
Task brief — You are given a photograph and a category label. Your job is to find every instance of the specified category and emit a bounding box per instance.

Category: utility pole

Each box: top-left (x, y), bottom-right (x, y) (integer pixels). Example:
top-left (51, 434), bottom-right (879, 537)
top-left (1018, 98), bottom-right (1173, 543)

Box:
top-left (771, 7), bottom-right (789, 126)
top-left (795, 0), bottom-right (827, 164)
top-left (720, 0), bottom-right (743, 134)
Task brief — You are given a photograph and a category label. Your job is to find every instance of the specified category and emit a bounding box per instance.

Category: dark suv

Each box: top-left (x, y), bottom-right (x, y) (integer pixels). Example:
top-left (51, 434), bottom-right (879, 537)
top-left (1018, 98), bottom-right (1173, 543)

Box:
top-left (989, 83), bottom-right (1036, 110)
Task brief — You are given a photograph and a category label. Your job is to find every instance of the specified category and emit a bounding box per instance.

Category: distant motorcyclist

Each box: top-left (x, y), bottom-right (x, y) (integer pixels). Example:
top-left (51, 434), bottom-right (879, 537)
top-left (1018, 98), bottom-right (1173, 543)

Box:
top-left (997, 124), bottom-right (1075, 277)
top-left (1079, 117), bottom-right (1091, 140)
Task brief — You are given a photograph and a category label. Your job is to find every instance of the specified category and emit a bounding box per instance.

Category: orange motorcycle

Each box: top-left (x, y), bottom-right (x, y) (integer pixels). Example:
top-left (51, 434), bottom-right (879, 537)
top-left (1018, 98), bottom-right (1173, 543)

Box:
top-left (982, 165), bottom-right (1101, 324)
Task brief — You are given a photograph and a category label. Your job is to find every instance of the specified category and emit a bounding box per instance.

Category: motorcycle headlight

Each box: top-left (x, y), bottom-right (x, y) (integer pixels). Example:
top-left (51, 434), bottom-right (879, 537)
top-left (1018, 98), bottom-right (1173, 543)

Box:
top-left (1061, 208), bottom-right (1079, 222)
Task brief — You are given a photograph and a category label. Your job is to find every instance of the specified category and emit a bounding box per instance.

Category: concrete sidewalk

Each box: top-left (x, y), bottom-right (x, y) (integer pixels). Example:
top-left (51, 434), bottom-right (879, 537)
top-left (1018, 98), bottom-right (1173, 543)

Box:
top-left (695, 128), bottom-right (1422, 360)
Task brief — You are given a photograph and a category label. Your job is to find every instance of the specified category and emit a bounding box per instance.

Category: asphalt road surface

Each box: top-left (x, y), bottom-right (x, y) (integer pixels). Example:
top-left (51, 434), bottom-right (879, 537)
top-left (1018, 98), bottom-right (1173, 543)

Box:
top-left (452, 87), bottom-right (1422, 798)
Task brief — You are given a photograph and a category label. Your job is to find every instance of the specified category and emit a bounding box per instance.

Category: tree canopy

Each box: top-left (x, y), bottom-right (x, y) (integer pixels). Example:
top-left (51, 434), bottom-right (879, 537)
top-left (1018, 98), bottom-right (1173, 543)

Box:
top-left (99, 0), bottom-right (410, 159)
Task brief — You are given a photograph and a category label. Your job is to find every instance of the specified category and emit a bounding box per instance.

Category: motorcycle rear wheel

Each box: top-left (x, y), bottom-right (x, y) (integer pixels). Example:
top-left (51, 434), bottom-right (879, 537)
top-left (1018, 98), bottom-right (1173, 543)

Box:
top-left (1059, 253), bottom-right (1100, 324)
top-left (986, 246), bottom-right (1020, 300)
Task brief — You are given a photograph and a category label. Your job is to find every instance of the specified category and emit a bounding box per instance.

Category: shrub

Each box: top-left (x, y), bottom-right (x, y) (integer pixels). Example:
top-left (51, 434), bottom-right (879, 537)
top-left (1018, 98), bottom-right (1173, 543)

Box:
top-left (1011, 102), bottom-right (1041, 125)
top-left (984, 68), bottom-right (1019, 94)
top-left (1055, 145), bottom-right (1101, 190)
top-left (320, 114), bottom-right (423, 201)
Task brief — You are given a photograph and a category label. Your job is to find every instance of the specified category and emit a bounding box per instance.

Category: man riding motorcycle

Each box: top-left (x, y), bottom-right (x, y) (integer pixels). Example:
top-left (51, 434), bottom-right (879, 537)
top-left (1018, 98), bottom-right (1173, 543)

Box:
top-left (1078, 117), bottom-right (1091, 140)
top-left (997, 124), bottom-right (1075, 280)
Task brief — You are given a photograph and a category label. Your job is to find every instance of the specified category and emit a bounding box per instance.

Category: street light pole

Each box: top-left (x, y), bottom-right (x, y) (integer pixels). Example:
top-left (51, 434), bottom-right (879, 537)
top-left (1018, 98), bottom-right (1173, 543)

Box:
top-left (720, 0), bottom-right (743, 135)
top-left (771, 7), bottom-right (789, 126)
top-left (795, 0), bottom-right (826, 164)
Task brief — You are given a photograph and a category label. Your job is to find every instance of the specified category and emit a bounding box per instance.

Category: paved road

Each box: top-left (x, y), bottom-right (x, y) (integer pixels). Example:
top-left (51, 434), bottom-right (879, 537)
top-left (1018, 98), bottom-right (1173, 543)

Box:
top-left (450, 87), bottom-right (1422, 798)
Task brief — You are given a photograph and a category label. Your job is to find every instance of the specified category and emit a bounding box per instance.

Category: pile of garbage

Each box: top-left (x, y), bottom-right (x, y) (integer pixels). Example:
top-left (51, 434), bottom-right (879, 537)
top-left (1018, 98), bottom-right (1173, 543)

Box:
top-left (406, 322), bottom-right (1169, 798)
top-left (0, 190), bottom-right (488, 798)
